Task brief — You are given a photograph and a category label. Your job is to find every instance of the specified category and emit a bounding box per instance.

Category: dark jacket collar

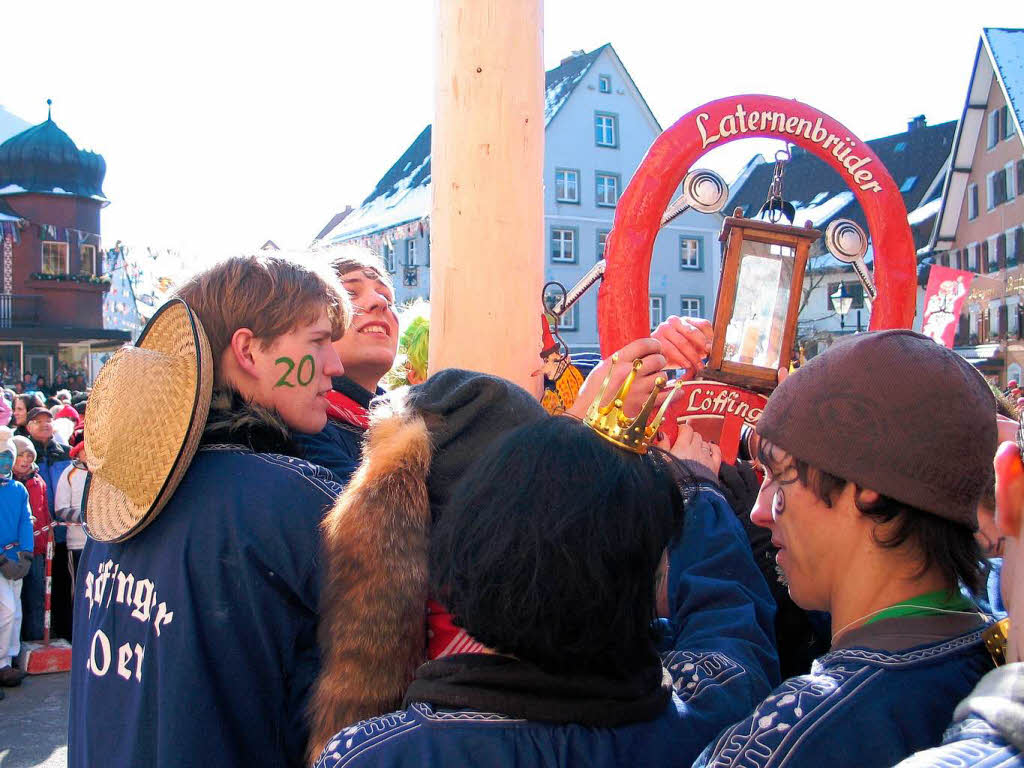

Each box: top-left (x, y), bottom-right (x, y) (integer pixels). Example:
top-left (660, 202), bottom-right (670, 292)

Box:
top-left (32, 437), bottom-right (69, 463)
top-left (331, 376), bottom-right (383, 410)
top-left (200, 390), bottom-right (303, 457)
top-left (403, 653), bottom-right (672, 728)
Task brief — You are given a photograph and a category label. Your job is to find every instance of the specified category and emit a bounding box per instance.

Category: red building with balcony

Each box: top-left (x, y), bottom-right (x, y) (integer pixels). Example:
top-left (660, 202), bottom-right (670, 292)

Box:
top-left (0, 103), bottom-right (129, 387)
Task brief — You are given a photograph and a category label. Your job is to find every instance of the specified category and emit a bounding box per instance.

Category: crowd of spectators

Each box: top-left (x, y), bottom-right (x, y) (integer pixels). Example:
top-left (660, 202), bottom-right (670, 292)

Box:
top-left (0, 377), bottom-right (89, 695)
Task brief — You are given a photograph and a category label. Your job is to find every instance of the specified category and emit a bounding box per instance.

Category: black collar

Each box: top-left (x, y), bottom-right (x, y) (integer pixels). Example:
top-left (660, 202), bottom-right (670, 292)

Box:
top-left (331, 376), bottom-right (382, 410)
top-left (200, 390), bottom-right (303, 457)
top-left (403, 653), bottom-right (672, 728)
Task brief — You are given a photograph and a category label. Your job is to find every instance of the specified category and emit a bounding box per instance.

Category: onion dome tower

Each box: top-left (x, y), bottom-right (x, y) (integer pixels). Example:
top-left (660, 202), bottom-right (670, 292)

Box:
top-left (0, 100), bottom-right (106, 201)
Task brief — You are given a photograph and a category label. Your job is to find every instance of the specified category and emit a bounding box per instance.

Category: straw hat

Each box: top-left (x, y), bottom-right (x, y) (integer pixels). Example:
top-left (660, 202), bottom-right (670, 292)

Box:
top-left (83, 299), bottom-right (213, 542)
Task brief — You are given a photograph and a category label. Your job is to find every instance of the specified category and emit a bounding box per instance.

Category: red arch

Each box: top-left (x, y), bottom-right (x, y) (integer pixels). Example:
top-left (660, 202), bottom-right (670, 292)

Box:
top-left (598, 94), bottom-right (916, 355)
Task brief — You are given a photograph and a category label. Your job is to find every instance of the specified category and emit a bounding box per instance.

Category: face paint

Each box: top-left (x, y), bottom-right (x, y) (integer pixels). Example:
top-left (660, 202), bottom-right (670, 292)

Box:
top-left (772, 488), bottom-right (785, 519)
top-left (274, 355), bottom-right (316, 388)
top-left (0, 454), bottom-right (13, 478)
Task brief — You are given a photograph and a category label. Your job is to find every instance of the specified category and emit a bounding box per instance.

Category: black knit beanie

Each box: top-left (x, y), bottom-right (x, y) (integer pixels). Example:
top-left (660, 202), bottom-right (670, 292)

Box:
top-left (403, 369), bottom-right (548, 514)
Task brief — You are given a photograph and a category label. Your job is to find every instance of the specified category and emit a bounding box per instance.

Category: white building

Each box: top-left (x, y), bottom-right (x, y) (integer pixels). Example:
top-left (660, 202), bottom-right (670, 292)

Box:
top-left (316, 44), bottom-right (723, 354)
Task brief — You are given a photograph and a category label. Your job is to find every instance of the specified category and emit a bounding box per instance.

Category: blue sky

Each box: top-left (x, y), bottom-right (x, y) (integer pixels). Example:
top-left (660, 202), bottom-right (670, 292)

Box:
top-left (2, 1), bottom-right (1020, 259)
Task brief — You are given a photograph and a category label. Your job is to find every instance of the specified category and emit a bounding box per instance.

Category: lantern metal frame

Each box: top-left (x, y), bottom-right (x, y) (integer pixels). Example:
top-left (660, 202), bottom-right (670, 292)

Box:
top-left (705, 208), bottom-right (820, 393)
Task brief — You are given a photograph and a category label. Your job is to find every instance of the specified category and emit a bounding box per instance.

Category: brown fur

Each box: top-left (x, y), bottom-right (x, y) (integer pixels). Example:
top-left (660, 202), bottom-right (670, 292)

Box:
top-left (307, 390), bottom-right (433, 762)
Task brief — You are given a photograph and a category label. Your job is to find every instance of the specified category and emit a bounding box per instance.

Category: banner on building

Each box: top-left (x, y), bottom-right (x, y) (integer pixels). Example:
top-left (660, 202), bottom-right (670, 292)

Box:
top-left (922, 265), bottom-right (973, 348)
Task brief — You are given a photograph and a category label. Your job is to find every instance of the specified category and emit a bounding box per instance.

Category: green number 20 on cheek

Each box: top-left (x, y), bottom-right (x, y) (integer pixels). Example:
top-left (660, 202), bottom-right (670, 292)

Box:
top-left (275, 355), bottom-right (316, 388)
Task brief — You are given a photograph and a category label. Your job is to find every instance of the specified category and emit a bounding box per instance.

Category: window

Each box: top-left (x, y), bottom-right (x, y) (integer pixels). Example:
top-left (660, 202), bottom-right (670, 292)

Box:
top-left (680, 296), bottom-right (704, 318)
top-left (1008, 162), bottom-right (1017, 200)
top-left (555, 168), bottom-right (579, 203)
top-left (900, 176), bottom-right (917, 193)
top-left (1016, 226), bottom-right (1024, 266)
top-left (987, 171), bottom-right (1003, 210)
top-left (992, 169), bottom-right (1009, 207)
top-left (551, 227), bottom-right (577, 263)
top-left (1017, 161), bottom-right (1024, 200)
top-left (403, 266), bottom-right (418, 287)
top-left (894, 142), bottom-right (907, 152)
top-left (968, 184), bottom-right (979, 220)
top-left (544, 294), bottom-right (578, 332)
top-left (598, 74), bottom-right (611, 93)
top-left (594, 112), bottom-right (618, 147)
top-left (940, 251), bottom-right (950, 267)
top-left (989, 109), bottom-right (1001, 149)
top-left (968, 243), bottom-right (978, 271)
top-left (80, 244), bottom-right (97, 275)
top-left (649, 296), bottom-right (665, 331)
top-left (406, 239), bottom-right (418, 266)
top-left (1009, 228), bottom-right (1019, 268)
top-left (41, 241), bottom-right (68, 275)
top-left (596, 229), bottom-right (609, 261)
top-left (595, 172), bottom-right (620, 207)
top-left (382, 244), bottom-right (395, 273)
top-left (679, 236), bottom-right (703, 270)
top-left (983, 239), bottom-right (992, 273)
top-left (1004, 105), bottom-right (1015, 141)
top-left (827, 281), bottom-right (865, 310)
top-left (1010, 301), bottom-right (1021, 338)
top-left (995, 301), bottom-right (1005, 337)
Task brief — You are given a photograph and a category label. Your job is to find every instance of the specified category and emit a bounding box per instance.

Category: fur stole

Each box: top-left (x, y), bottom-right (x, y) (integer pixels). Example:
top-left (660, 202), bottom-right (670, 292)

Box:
top-left (307, 388), bottom-right (433, 761)
top-left (199, 390), bottom-right (303, 457)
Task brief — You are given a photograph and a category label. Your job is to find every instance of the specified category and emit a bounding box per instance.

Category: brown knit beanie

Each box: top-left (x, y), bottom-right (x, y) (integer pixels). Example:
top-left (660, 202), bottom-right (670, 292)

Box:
top-left (757, 330), bottom-right (996, 529)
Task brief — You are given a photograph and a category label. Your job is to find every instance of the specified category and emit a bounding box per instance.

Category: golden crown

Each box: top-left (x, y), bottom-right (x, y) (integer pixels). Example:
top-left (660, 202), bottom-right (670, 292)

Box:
top-left (583, 354), bottom-right (683, 454)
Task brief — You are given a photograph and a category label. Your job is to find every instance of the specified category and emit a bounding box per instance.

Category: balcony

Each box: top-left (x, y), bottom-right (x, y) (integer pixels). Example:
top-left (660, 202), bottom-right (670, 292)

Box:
top-left (0, 294), bottom-right (41, 328)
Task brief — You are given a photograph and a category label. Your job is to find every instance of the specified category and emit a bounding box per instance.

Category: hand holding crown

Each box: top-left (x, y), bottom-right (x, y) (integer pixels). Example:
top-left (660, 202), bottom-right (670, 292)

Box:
top-left (567, 338), bottom-right (669, 422)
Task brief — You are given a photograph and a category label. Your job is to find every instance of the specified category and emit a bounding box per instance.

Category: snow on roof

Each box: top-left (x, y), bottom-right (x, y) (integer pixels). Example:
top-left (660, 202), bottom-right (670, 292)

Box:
top-left (0, 211), bottom-right (19, 223)
top-left (792, 190), bottom-right (854, 228)
top-left (326, 168), bottom-right (432, 242)
top-left (907, 196), bottom-right (941, 226)
top-left (324, 46), bottom-right (610, 243)
top-left (986, 28), bottom-right (1024, 136)
top-left (0, 184), bottom-right (26, 195)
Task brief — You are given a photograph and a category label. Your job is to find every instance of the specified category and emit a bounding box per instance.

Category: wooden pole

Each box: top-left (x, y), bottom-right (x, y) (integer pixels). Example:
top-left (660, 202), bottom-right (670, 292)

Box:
top-left (430, 0), bottom-right (544, 393)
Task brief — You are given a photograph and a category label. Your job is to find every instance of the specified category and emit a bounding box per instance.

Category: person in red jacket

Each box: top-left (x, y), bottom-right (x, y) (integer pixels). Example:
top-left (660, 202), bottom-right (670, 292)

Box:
top-left (12, 435), bottom-right (49, 641)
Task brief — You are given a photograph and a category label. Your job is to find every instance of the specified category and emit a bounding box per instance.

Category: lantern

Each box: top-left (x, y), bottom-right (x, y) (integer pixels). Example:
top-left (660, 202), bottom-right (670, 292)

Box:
top-left (705, 207), bottom-right (820, 393)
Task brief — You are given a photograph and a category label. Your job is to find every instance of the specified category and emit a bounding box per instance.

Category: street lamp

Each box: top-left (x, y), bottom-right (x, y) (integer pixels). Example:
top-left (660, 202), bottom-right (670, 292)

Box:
top-left (830, 282), bottom-right (854, 329)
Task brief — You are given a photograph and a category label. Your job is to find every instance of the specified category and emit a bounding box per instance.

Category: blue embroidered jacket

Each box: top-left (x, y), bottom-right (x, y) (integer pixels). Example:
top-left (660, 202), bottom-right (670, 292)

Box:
top-left (694, 614), bottom-right (994, 768)
top-left (69, 444), bottom-right (342, 768)
top-left (314, 479), bottom-right (780, 768)
top-left (892, 662), bottom-right (1024, 768)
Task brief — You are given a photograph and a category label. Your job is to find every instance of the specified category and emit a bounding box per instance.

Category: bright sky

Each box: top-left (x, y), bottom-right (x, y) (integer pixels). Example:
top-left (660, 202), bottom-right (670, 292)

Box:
top-left (2, 1), bottom-right (1020, 261)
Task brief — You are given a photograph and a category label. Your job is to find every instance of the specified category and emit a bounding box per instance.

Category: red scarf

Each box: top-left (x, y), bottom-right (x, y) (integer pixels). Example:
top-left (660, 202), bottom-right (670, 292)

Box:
top-left (325, 389), bottom-right (371, 429)
top-left (427, 599), bottom-right (486, 658)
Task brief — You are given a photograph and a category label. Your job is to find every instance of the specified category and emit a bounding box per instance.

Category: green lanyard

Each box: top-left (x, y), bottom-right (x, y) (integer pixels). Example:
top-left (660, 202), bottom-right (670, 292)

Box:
top-left (863, 589), bottom-right (976, 626)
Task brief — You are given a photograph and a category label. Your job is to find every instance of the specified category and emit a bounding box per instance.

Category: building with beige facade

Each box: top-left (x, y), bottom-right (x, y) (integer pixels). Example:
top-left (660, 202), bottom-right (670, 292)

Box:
top-left (930, 27), bottom-right (1024, 385)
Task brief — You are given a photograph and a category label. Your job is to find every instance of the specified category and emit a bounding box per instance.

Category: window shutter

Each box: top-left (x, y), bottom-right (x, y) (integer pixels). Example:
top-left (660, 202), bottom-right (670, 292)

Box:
top-left (998, 233), bottom-right (1007, 270)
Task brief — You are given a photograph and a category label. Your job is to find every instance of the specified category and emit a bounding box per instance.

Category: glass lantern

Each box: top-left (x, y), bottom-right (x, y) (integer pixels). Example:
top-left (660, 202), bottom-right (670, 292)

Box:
top-left (706, 208), bottom-right (820, 393)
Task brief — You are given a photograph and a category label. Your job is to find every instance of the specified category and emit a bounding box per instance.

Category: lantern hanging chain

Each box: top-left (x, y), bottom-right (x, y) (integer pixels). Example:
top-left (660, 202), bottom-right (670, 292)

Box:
top-left (762, 148), bottom-right (791, 224)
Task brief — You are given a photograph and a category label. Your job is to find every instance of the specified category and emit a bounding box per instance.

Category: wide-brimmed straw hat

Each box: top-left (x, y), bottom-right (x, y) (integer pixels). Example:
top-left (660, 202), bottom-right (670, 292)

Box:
top-left (83, 299), bottom-right (213, 542)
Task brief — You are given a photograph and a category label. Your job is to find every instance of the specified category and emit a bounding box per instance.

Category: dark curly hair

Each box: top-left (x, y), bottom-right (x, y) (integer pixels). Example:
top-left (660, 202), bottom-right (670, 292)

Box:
top-left (757, 438), bottom-right (986, 595)
top-left (430, 416), bottom-right (695, 677)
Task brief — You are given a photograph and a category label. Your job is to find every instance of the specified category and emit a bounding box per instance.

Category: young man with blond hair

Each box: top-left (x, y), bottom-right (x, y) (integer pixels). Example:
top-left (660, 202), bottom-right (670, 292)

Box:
top-left (70, 253), bottom-right (350, 768)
